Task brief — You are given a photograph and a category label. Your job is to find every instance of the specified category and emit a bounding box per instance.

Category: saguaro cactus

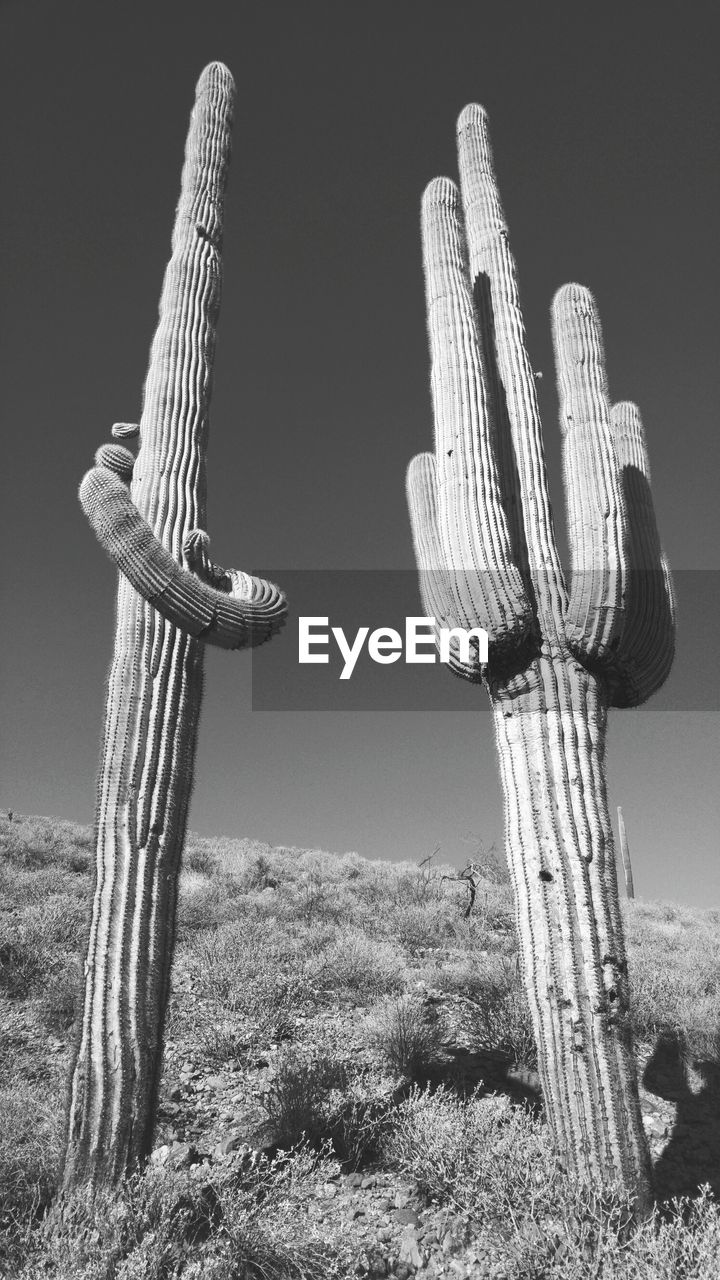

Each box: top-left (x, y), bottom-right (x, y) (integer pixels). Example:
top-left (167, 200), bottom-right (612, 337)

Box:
top-left (406, 106), bottom-right (674, 1213)
top-left (64, 64), bottom-right (286, 1188)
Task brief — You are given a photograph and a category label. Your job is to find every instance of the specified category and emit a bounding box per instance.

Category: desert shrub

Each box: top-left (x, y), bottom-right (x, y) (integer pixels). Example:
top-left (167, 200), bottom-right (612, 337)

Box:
top-left (326, 1071), bottom-right (399, 1169)
top-left (178, 921), bottom-right (314, 1044)
top-left (386, 1085), bottom-right (720, 1277)
top-left (176, 873), bottom-right (252, 933)
top-left (0, 932), bottom-right (48, 999)
top-left (431, 952), bottom-right (536, 1068)
top-left (0, 815), bottom-right (92, 872)
top-left (196, 1021), bottom-right (250, 1066)
top-left (28, 896), bottom-right (88, 948)
top-left (261, 1053), bottom-right (398, 1172)
top-left (369, 994), bottom-right (443, 1081)
top-left (305, 928), bottom-right (405, 1001)
top-left (0, 1084), bottom-right (63, 1269)
top-left (39, 964), bottom-right (81, 1033)
top-left (261, 1052), bottom-right (349, 1150)
top-left (275, 863), bottom-right (345, 928)
top-left (386, 1085), bottom-right (557, 1217)
top-left (625, 901), bottom-right (720, 1060)
top-left (182, 842), bottom-right (218, 877)
top-left (18, 1143), bottom-right (354, 1280)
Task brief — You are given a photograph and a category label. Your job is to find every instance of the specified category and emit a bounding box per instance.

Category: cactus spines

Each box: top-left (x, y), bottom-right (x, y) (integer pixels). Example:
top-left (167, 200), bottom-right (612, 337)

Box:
top-left (618, 806), bottom-right (635, 899)
top-left (407, 106), bottom-right (675, 1215)
top-left (64, 63), bottom-right (286, 1189)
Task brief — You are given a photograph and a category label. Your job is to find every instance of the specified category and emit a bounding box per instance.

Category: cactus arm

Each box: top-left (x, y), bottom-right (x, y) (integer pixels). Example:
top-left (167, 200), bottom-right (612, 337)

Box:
top-left (421, 176), bottom-right (533, 666)
top-left (552, 284), bottom-right (628, 663)
top-left (79, 464), bottom-right (286, 649)
top-left (406, 451), bottom-right (485, 681)
top-left (456, 106), bottom-right (566, 611)
top-left (606, 402), bottom-right (675, 706)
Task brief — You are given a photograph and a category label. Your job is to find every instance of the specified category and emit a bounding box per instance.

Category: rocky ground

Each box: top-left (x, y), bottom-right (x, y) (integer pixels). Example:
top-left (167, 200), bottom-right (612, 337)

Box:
top-left (141, 981), bottom-right (718, 1278)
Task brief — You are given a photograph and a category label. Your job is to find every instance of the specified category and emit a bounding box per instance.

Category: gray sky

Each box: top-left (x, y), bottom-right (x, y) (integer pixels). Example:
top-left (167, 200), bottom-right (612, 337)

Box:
top-left (1, 0), bottom-right (718, 907)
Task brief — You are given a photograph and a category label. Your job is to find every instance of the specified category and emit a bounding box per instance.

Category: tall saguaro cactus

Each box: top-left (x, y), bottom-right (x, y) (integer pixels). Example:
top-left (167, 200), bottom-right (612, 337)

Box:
top-left (64, 64), bottom-right (286, 1188)
top-left (406, 107), bottom-right (674, 1214)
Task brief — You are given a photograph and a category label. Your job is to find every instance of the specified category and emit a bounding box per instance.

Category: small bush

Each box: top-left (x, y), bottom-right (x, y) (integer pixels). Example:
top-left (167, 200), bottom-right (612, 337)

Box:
top-left (261, 1052), bottom-right (348, 1150)
top-left (0, 935), bottom-right (47, 999)
top-left (0, 1085), bottom-right (63, 1268)
top-left (39, 965), bottom-right (80, 1033)
top-left (433, 952), bottom-right (537, 1068)
top-left (183, 843), bottom-right (217, 877)
top-left (625, 901), bottom-right (720, 1060)
top-left (385, 1084), bottom-right (556, 1217)
top-left (326, 1073), bottom-right (399, 1169)
top-left (369, 995), bottom-right (442, 1081)
top-left (306, 928), bottom-right (405, 1001)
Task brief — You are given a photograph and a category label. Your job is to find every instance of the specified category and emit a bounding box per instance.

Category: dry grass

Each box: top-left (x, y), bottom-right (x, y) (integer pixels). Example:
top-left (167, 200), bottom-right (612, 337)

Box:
top-left (1, 811), bottom-right (719, 1277)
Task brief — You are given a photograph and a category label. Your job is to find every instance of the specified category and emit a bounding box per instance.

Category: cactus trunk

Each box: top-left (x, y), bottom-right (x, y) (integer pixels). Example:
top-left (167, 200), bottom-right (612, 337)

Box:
top-left (407, 106), bottom-right (674, 1216)
top-left (64, 64), bottom-right (285, 1188)
top-left (492, 661), bottom-right (650, 1197)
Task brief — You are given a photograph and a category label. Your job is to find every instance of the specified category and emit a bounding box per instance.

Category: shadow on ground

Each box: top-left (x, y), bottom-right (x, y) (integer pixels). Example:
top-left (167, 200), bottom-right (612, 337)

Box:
top-left (644, 1029), bottom-right (720, 1202)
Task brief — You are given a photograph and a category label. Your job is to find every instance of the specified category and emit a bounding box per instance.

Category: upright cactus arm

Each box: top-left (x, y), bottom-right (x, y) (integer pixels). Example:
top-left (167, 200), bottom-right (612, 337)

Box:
top-left (64, 63), bottom-right (284, 1189)
top-left (407, 450), bottom-right (487, 681)
top-left (420, 176), bottom-right (534, 674)
top-left (552, 285), bottom-right (628, 662)
top-left (552, 291), bottom-right (674, 702)
top-left (456, 105), bottom-right (566, 605)
top-left (607, 401), bottom-right (676, 705)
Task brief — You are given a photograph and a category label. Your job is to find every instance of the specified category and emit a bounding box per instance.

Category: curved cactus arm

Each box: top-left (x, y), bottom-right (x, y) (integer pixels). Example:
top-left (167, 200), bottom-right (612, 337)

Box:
top-left (552, 285), bottom-right (628, 663)
top-left (79, 463), bottom-right (286, 649)
top-left (456, 106), bottom-right (566, 613)
top-left (421, 176), bottom-right (533, 661)
top-left (606, 401), bottom-right (675, 706)
top-left (406, 452), bottom-right (484, 681)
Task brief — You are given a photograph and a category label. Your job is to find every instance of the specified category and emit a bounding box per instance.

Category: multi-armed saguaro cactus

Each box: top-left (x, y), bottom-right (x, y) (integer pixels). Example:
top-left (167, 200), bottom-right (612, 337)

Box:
top-left (64, 63), bottom-right (286, 1188)
top-left (406, 107), bottom-right (674, 1214)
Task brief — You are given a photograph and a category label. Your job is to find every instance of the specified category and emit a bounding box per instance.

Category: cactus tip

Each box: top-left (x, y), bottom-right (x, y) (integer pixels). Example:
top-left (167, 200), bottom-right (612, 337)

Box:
top-left (456, 102), bottom-right (489, 135)
top-left (94, 443), bottom-right (135, 480)
top-left (552, 282), bottom-right (597, 315)
top-left (196, 61), bottom-right (235, 96)
top-left (422, 175), bottom-right (459, 210)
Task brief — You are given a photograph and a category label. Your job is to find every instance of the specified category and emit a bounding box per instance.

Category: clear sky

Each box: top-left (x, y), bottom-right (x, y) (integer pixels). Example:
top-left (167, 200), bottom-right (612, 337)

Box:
top-left (1, 1), bottom-right (718, 907)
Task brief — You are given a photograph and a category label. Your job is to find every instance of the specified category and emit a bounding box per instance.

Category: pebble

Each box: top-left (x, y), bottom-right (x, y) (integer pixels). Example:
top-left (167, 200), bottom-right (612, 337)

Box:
top-left (395, 1207), bottom-right (421, 1227)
